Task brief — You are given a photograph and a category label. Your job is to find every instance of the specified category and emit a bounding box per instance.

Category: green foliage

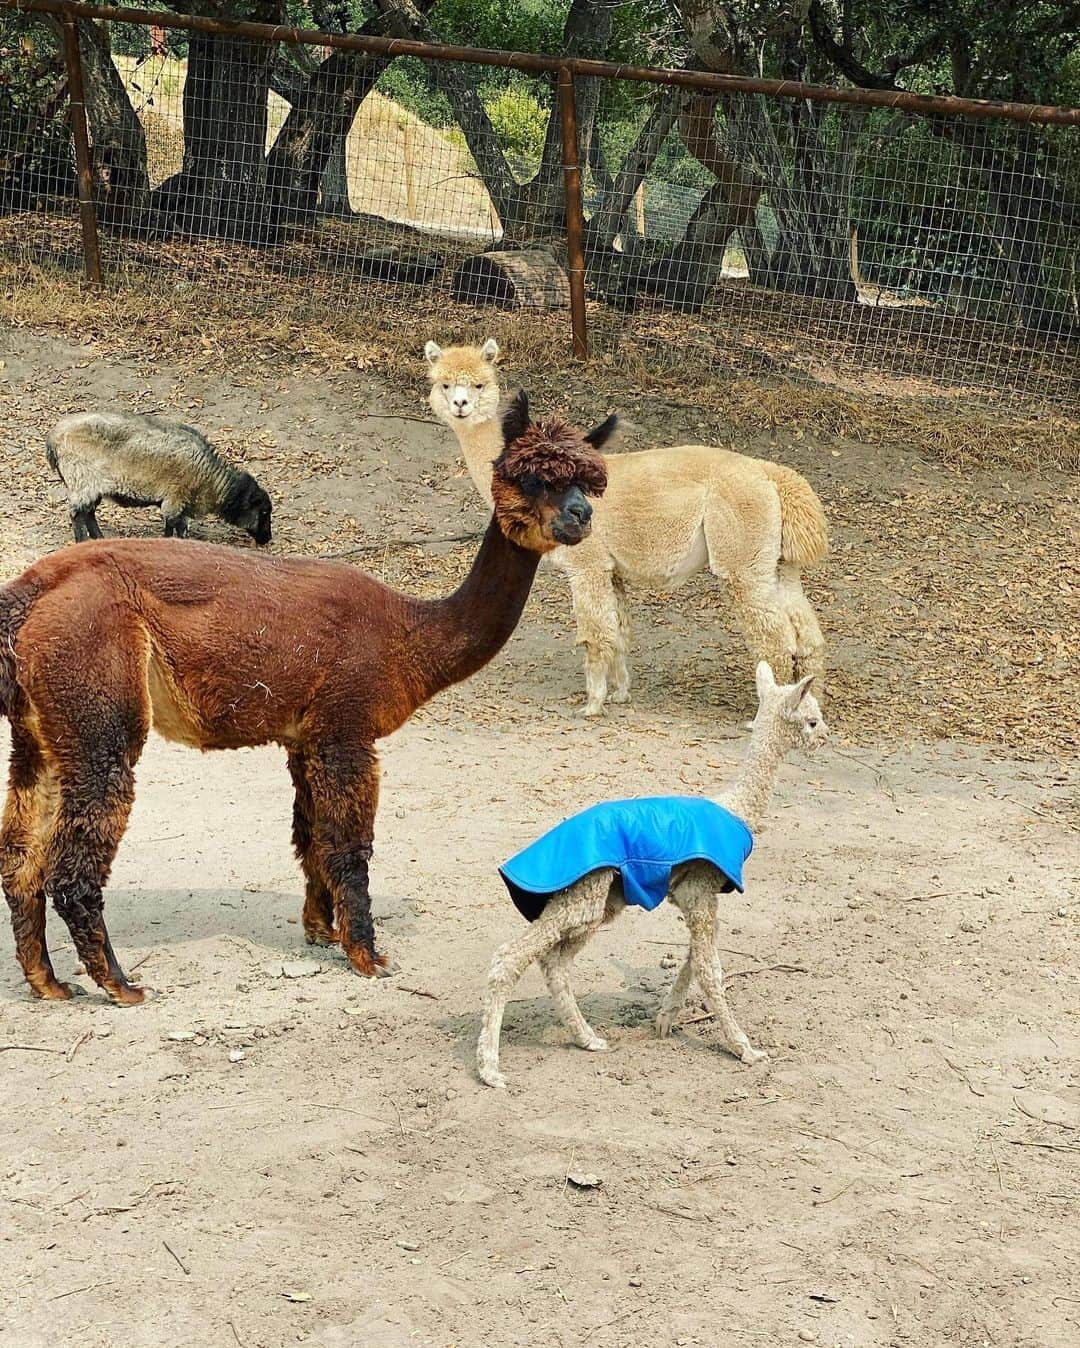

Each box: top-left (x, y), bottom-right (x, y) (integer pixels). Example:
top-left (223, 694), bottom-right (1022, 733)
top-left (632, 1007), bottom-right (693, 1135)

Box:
top-left (484, 83), bottom-right (548, 166)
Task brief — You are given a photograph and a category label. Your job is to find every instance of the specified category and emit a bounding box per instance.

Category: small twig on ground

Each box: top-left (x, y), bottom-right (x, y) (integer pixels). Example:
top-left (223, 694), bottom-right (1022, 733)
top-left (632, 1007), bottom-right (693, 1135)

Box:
top-left (67, 1029), bottom-right (93, 1062)
top-left (990, 1138), bottom-right (1005, 1194)
top-left (304, 1101), bottom-right (385, 1124)
top-left (228, 1320), bottom-right (245, 1347)
top-left (648, 1201), bottom-right (708, 1223)
top-left (162, 1240), bottom-right (191, 1276)
top-left (1014, 1095), bottom-right (1079, 1130)
top-left (322, 530), bottom-right (480, 559)
top-left (943, 1055), bottom-right (986, 1097)
top-left (899, 890), bottom-right (972, 903)
top-left (129, 952), bottom-right (155, 974)
top-left (0, 1043), bottom-right (67, 1054)
top-left (582, 1304), bottom-right (648, 1343)
top-left (562, 1147), bottom-right (577, 1200)
top-left (48, 1280), bottom-right (115, 1301)
top-left (397, 985), bottom-right (439, 1000)
top-left (1006, 1139), bottom-right (1080, 1154)
top-left (829, 746), bottom-right (896, 800)
top-left (812, 1177), bottom-right (859, 1205)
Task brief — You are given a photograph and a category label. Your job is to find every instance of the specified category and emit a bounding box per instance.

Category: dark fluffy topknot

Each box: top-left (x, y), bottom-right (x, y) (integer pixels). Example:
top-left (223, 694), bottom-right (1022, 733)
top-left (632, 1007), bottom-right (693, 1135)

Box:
top-left (494, 390), bottom-right (609, 498)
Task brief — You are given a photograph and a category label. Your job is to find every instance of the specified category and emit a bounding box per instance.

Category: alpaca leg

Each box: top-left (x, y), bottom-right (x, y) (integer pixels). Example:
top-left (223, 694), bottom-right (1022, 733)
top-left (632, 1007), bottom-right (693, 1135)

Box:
top-left (728, 571), bottom-right (797, 684)
top-left (539, 931), bottom-right (607, 1051)
top-left (1, 726), bottom-right (69, 1000)
top-left (478, 874), bottom-right (613, 1087)
top-left (686, 895), bottom-right (765, 1065)
top-left (569, 570), bottom-right (620, 717)
top-left (608, 575), bottom-right (633, 705)
top-left (70, 499), bottom-right (101, 544)
top-left (287, 748), bottom-right (335, 945)
top-left (777, 562), bottom-right (826, 685)
top-left (303, 741), bottom-right (387, 977)
top-left (46, 752), bottom-right (145, 1006)
top-left (655, 954), bottom-right (694, 1039)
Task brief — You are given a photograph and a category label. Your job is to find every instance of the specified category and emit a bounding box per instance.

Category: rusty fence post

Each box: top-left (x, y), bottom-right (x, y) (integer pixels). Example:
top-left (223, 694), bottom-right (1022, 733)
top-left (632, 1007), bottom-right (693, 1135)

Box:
top-left (61, 7), bottom-right (103, 284)
top-left (557, 64), bottom-right (588, 360)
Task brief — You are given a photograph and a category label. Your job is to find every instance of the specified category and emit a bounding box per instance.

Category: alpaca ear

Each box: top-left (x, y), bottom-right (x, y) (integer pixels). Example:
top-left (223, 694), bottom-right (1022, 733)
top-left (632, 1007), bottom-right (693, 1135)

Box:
top-left (786, 674), bottom-right (815, 707)
top-left (501, 389), bottom-right (531, 445)
top-left (481, 337), bottom-right (500, 362)
top-left (424, 341), bottom-right (442, 365)
top-left (754, 661), bottom-right (776, 699)
top-left (583, 413), bottom-right (619, 450)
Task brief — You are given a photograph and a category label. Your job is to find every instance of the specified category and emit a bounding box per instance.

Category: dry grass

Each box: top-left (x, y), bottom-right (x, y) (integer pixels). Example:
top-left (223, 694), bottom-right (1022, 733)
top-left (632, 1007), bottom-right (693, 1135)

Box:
top-left (3, 252), bottom-right (1076, 473)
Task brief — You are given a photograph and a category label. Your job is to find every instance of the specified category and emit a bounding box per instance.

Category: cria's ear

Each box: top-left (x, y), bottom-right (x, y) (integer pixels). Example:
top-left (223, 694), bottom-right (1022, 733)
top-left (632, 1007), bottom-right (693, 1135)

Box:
top-left (583, 413), bottom-right (619, 450)
top-left (424, 340), bottom-right (442, 365)
top-left (480, 337), bottom-right (500, 362)
top-left (501, 389), bottom-right (531, 446)
top-left (786, 674), bottom-right (815, 707)
top-left (754, 661), bottom-right (776, 700)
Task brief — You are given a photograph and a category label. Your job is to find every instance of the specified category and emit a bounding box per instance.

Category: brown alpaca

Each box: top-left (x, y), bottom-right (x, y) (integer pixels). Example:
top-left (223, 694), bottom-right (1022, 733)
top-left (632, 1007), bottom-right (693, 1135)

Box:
top-left (0, 393), bottom-right (611, 1006)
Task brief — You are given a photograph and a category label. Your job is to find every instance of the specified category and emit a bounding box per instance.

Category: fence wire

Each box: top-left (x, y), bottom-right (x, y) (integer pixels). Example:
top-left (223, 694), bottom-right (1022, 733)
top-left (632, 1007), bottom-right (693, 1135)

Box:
top-left (1, 9), bottom-right (1077, 413)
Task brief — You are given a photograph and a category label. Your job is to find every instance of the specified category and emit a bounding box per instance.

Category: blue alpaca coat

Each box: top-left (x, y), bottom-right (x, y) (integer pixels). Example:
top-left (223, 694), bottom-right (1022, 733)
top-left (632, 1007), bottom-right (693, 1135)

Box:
top-left (499, 796), bottom-right (753, 922)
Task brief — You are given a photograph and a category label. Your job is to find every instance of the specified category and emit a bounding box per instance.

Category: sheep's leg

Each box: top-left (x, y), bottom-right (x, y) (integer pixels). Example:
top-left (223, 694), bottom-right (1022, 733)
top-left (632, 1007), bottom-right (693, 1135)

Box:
top-left (303, 741), bottom-right (388, 977)
top-left (608, 575), bottom-right (633, 705)
top-left (287, 748), bottom-right (336, 945)
top-left (69, 500), bottom-right (100, 543)
top-left (777, 561), bottom-right (826, 686)
top-left (685, 896), bottom-right (765, 1065)
top-left (655, 954), bottom-right (694, 1039)
top-left (569, 569), bottom-right (620, 717)
top-left (539, 931), bottom-right (607, 1051)
top-left (1, 726), bottom-right (70, 1001)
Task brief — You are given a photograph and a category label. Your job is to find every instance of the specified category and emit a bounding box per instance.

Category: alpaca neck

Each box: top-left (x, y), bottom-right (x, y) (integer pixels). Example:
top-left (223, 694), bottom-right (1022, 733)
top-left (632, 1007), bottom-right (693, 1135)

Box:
top-left (714, 717), bottom-right (789, 832)
top-left (408, 514), bottom-right (540, 703)
top-left (447, 415), bottom-right (502, 507)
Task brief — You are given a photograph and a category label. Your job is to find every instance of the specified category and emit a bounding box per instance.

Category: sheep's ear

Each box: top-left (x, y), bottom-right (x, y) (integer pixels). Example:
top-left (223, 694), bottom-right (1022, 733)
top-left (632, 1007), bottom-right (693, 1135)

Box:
top-left (501, 389), bottom-right (530, 445)
top-left (481, 337), bottom-right (500, 362)
top-left (754, 661), bottom-right (776, 699)
top-left (787, 674), bottom-right (815, 707)
top-left (424, 341), bottom-right (443, 365)
top-left (583, 413), bottom-right (618, 450)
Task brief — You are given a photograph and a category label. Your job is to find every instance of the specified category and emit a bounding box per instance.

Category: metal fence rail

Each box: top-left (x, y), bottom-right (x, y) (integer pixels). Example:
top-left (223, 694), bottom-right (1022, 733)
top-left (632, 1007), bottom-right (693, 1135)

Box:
top-left (2, 0), bottom-right (1078, 413)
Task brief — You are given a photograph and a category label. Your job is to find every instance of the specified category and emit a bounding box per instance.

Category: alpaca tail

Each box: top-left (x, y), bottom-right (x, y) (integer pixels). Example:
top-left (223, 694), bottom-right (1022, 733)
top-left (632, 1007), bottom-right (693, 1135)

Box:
top-left (760, 462), bottom-right (828, 566)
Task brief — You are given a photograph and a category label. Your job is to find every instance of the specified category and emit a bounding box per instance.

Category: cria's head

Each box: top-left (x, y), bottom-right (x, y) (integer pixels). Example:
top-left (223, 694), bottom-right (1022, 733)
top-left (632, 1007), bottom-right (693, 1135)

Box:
top-left (490, 390), bottom-right (615, 554)
top-left (425, 337), bottom-right (501, 428)
top-left (751, 661), bottom-right (828, 750)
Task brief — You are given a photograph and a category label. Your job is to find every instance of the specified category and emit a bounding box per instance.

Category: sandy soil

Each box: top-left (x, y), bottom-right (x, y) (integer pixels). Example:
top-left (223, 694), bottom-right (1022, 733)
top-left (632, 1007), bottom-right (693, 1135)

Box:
top-left (1, 330), bottom-right (1078, 1348)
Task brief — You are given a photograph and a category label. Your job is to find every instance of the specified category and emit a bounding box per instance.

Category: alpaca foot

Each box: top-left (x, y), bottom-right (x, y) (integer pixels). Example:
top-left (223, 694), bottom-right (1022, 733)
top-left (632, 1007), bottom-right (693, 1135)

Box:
top-left (29, 977), bottom-right (79, 1002)
top-left (579, 699), bottom-right (605, 718)
top-left (304, 921), bottom-right (338, 947)
top-left (478, 1063), bottom-right (508, 1089)
top-left (655, 1010), bottom-right (677, 1039)
top-left (107, 981), bottom-right (147, 1007)
top-left (344, 943), bottom-right (392, 978)
top-left (608, 688), bottom-right (631, 705)
top-left (578, 1033), bottom-right (608, 1052)
top-left (738, 1042), bottom-right (767, 1066)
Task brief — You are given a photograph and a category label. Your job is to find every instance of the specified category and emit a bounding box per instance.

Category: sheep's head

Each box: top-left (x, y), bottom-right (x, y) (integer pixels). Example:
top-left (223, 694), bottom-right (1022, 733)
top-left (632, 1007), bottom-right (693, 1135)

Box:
top-left (425, 337), bottom-right (501, 428)
top-left (491, 391), bottom-right (614, 553)
top-left (751, 661), bottom-right (828, 751)
top-left (221, 472), bottom-right (273, 546)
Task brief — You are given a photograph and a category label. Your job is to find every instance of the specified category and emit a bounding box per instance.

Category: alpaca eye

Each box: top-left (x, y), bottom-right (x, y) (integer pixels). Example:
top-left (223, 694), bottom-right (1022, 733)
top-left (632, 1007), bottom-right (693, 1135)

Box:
top-left (807, 719), bottom-right (818, 729)
top-left (442, 383), bottom-right (450, 390)
top-left (475, 384), bottom-right (483, 391)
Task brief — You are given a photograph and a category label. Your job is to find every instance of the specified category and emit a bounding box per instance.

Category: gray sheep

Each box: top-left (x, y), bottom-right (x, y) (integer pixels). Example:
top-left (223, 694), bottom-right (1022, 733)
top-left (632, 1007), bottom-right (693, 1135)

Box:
top-left (45, 411), bottom-right (273, 545)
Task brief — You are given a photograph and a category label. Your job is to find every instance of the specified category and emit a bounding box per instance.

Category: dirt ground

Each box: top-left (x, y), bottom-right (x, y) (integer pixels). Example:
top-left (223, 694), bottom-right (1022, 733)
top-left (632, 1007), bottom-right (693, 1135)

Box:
top-left (0, 328), bottom-right (1078, 1348)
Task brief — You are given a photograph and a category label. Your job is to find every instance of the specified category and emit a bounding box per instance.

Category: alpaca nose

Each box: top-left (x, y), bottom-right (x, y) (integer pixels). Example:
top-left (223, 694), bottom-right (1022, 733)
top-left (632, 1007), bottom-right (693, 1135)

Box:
top-left (565, 496), bottom-right (592, 525)
top-left (453, 393), bottom-right (469, 410)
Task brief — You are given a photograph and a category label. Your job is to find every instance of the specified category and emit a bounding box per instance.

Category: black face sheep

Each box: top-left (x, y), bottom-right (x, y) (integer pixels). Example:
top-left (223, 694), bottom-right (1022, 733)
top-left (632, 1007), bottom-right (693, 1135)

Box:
top-left (45, 411), bottom-right (273, 545)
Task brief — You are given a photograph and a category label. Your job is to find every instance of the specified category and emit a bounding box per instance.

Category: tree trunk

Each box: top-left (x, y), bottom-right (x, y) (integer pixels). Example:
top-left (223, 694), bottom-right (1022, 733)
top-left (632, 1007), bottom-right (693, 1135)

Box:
top-left (149, 5), bottom-right (283, 245)
top-left (319, 131), bottom-right (351, 216)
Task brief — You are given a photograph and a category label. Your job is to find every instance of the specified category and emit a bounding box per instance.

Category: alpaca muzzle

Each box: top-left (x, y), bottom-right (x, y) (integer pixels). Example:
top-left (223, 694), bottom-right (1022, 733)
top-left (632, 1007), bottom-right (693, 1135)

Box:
top-left (553, 490), bottom-right (593, 544)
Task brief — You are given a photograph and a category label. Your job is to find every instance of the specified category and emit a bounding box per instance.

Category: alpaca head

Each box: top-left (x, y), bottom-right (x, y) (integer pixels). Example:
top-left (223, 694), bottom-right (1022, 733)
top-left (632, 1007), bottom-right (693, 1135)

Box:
top-left (491, 391), bottom-right (614, 553)
top-left (751, 661), bottom-right (828, 751)
top-left (425, 338), bottom-right (501, 429)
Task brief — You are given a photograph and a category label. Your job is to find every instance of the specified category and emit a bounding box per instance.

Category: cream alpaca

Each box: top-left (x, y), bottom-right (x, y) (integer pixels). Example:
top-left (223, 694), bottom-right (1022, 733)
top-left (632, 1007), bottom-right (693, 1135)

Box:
top-left (425, 339), bottom-right (829, 715)
top-left (476, 662), bottom-right (827, 1089)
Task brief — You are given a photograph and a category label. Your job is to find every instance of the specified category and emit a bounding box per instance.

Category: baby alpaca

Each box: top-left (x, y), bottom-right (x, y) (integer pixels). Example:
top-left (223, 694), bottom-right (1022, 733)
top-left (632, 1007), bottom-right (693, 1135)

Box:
top-left (476, 662), bottom-right (827, 1088)
top-left (46, 411), bottom-right (273, 544)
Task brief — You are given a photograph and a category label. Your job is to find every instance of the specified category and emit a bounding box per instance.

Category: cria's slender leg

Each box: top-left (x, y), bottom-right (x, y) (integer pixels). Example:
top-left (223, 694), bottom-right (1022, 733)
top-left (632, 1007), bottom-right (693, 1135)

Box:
top-left (539, 930), bottom-right (607, 1051)
top-left (655, 954), bottom-right (693, 1039)
top-left (287, 748), bottom-right (335, 945)
top-left (686, 898), bottom-right (765, 1065)
top-left (304, 740), bottom-right (388, 977)
top-left (1, 728), bottom-right (69, 1001)
top-left (478, 873), bottom-right (613, 1088)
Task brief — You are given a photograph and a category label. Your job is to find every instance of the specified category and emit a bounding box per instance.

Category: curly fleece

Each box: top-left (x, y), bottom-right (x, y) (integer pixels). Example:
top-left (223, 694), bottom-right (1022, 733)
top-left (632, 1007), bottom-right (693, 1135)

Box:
top-left (495, 418), bottom-right (608, 498)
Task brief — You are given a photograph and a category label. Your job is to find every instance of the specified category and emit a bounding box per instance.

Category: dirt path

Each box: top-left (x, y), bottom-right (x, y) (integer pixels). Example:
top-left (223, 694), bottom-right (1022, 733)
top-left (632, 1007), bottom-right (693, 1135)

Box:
top-left (1, 331), bottom-right (1078, 1348)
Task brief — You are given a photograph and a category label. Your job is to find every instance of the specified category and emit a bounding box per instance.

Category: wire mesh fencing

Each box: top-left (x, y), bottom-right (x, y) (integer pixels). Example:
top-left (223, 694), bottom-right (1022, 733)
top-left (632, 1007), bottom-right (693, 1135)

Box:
top-left (1, 1), bottom-right (1077, 415)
